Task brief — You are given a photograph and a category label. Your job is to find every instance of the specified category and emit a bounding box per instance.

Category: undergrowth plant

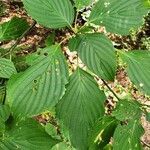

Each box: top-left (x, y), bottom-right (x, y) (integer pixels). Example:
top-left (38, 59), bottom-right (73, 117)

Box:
top-left (0, 0), bottom-right (150, 149)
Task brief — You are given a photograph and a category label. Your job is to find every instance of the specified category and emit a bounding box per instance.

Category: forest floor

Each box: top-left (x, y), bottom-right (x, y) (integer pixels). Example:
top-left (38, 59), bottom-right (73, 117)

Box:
top-left (0, 0), bottom-right (150, 149)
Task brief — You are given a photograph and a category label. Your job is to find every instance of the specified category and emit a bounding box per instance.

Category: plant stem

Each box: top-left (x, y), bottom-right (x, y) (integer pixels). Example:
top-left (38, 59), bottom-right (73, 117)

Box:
top-left (141, 140), bottom-right (150, 148)
top-left (2, 20), bottom-right (36, 58)
top-left (1, 21), bottom-right (36, 105)
top-left (101, 79), bottom-right (120, 101)
top-left (74, 10), bottom-right (79, 32)
top-left (2, 86), bottom-right (6, 105)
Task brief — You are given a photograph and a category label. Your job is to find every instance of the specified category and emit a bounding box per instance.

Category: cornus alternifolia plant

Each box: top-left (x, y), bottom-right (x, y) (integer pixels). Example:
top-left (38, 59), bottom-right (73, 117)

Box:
top-left (0, 0), bottom-right (150, 149)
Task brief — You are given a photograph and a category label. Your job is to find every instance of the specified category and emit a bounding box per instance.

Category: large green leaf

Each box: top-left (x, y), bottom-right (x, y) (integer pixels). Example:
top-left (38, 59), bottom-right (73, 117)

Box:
top-left (0, 17), bottom-right (29, 41)
top-left (89, 0), bottom-right (148, 35)
top-left (69, 33), bottom-right (117, 81)
top-left (0, 58), bottom-right (17, 79)
top-left (113, 120), bottom-right (144, 150)
top-left (23, 0), bottom-right (74, 28)
top-left (73, 0), bottom-right (92, 10)
top-left (0, 119), bottom-right (58, 150)
top-left (89, 116), bottom-right (118, 150)
top-left (120, 50), bottom-right (150, 96)
top-left (7, 45), bottom-right (68, 119)
top-left (112, 99), bottom-right (142, 121)
top-left (57, 68), bottom-right (106, 150)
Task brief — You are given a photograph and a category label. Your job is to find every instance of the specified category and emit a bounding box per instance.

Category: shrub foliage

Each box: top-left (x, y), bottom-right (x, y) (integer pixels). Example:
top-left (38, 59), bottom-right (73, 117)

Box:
top-left (0, 0), bottom-right (150, 149)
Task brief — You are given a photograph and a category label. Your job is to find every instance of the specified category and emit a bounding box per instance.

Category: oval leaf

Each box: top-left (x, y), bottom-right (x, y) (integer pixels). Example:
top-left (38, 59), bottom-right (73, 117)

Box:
top-left (112, 99), bottom-right (142, 121)
top-left (69, 33), bottom-right (117, 81)
top-left (120, 50), bottom-right (150, 96)
top-left (89, 0), bottom-right (148, 35)
top-left (57, 68), bottom-right (106, 150)
top-left (0, 119), bottom-right (58, 150)
top-left (113, 120), bottom-right (144, 150)
top-left (7, 45), bottom-right (69, 119)
top-left (23, 0), bottom-right (74, 28)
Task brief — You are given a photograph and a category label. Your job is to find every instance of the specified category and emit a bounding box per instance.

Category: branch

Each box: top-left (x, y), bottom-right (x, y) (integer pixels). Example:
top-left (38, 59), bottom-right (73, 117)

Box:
top-left (141, 140), bottom-right (150, 148)
top-left (101, 79), bottom-right (120, 101)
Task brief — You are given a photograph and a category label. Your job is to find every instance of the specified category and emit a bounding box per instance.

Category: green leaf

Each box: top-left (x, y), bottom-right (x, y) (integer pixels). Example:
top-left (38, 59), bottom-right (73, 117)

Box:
top-left (23, 0), bottom-right (74, 28)
top-left (0, 119), bottom-right (59, 150)
top-left (89, 116), bottom-right (118, 150)
top-left (103, 144), bottom-right (113, 150)
top-left (78, 26), bottom-right (94, 33)
top-left (69, 33), bottom-right (117, 81)
top-left (12, 55), bottom-right (28, 72)
top-left (120, 50), bottom-right (150, 96)
top-left (0, 17), bottom-right (29, 41)
top-left (57, 68), bottom-right (106, 150)
top-left (143, 0), bottom-right (150, 8)
top-left (73, 0), bottom-right (92, 10)
top-left (0, 86), bottom-right (5, 103)
top-left (51, 142), bottom-right (75, 150)
top-left (0, 105), bottom-right (10, 135)
top-left (0, 58), bottom-right (17, 79)
top-left (7, 45), bottom-right (69, 119)
top-left (0, 104), bottom-right (10, 122)
top-left (68, 35), bottom-right (82, 52)
top-left (89, 0), bottom-right (148, 35)
top-left (112, 99), bottom-right (142, 121)
top-left (45, 32), bottom-right (55, 47)
top-left (45, 123), bottom-right (60, 140)
top-left (113, 120), bottom-right (144, 150)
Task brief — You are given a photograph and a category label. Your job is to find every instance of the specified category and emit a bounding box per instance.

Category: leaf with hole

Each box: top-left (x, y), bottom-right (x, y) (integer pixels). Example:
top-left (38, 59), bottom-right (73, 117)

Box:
top-left (113, 120), bottom-right (144, 150)
top-left (120, 50), bottom-right (150, 96)
top-left (57, 68), bottom-right (106, 150)
top-left (112, 99), bottom-right (142, 121)
top-left (7, 45), bottom-right (69, 119)
top-left (89, 0), bottom-right (148, 35)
